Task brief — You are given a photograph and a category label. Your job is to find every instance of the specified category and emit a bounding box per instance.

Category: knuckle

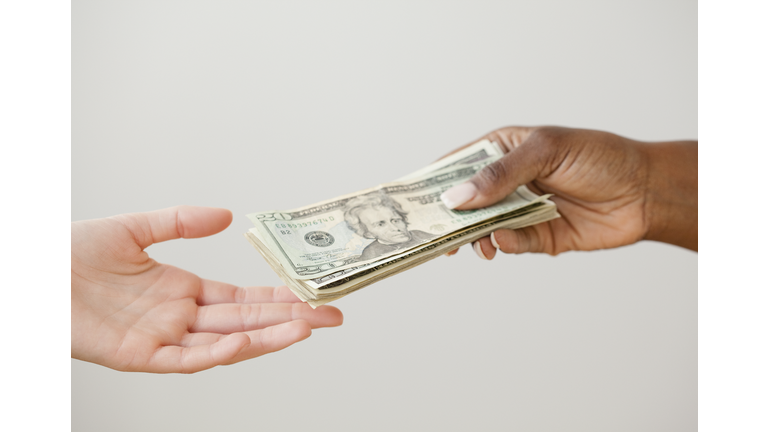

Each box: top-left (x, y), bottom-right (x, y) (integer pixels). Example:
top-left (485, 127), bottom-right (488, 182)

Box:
top-left (486, 129), bottom-right (510, 150)
top-left (240, 304), bottom-right (252, 332)
top-left (526, 127), bottom-right (571, 174)
top-left (487, 126), bottom-right (529, 151)
top-left (527, 127), bottom-right (568, 152)
top-left (478, 160), bottom-right (509, 186)
top-left (235, 286), bottom-right (247, 303)
top-left (516, 229), bottom-right (531, 253)
top-left (529, 126), bottom-right (562, 142)
top-left (493, 230), bottom-right (511, 252)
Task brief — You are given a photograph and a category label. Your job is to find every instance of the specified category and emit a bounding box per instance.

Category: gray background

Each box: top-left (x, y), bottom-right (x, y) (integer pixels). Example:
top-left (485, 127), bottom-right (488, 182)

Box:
top-left (72, 1), bottom-right (697, 431)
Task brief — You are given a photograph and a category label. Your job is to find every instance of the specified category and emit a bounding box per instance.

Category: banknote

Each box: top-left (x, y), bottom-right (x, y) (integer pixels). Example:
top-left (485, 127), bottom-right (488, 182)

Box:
top-left (394, 139), bottom-right (502, 181)
top-left (243, 140), bottom-right (506, 293)
top-left (247, 162), bottom-right (546, 281)
top-left (245, 199), bottom-right (557, 307)
top-left (244, 139), bottom-right (560, 307)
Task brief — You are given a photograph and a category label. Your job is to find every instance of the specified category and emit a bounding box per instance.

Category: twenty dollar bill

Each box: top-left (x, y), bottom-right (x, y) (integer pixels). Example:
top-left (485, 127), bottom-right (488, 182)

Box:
top-left (245, 140), bottom-right (559, 306)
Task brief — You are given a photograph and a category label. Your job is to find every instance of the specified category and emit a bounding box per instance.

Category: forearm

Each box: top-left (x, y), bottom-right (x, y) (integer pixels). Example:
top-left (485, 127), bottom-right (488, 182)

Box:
top-left (640, 140), bottom-right (698, 251)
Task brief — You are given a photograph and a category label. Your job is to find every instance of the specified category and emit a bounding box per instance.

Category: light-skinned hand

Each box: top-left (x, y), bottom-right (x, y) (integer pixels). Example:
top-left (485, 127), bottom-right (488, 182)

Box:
top-left (71, 206), bottom-right (343, 373)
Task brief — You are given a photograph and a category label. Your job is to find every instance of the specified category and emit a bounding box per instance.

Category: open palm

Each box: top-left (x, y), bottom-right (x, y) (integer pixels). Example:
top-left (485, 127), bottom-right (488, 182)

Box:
top-left (71, 206), bottom-right (343, 373)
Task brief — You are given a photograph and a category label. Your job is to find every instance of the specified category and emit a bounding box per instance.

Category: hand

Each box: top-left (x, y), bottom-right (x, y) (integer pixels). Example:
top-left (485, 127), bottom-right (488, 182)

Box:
top-left (439, 126), bottom-right (697, 259)
top-left (71, 206), bottom-right (343, 373)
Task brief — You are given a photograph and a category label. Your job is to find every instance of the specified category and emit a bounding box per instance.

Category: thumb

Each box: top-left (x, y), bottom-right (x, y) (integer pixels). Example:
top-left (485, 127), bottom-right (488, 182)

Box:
top-left (113, 205), bottom-right (233, 249)
top-left (440, 130), bottom-right (557, 210)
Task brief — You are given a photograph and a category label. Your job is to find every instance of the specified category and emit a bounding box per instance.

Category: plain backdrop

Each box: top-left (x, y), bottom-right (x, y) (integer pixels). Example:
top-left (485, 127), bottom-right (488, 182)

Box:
top-left (72, 1), bottom-right (697, 431)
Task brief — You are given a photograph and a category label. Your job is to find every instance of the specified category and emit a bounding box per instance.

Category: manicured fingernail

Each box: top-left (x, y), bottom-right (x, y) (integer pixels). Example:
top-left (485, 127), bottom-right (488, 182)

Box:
top-left (440, 182), bottom-right (477, 209)
top-left (473, 242), bottom-right (488, 260)
top-left (490, 232), bottom-right (500, 249)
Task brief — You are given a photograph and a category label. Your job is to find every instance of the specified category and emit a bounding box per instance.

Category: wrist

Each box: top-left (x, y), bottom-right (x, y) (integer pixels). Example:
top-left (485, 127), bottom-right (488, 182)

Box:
top-left (640, 140), bottom-right (698, 251)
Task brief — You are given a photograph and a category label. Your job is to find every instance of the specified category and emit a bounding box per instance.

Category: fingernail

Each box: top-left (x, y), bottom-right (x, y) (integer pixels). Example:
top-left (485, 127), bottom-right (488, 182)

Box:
top-left (440, 183), bottom-right (477, 209)
top-left (473, 242), bottom-right (488, 260)
top-left (490, 232), bottom-right (500, 249)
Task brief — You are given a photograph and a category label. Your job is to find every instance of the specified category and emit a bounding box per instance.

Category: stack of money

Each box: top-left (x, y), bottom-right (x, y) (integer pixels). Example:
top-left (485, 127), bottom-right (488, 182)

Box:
top-left (245, 140), bottom-right (559, 307)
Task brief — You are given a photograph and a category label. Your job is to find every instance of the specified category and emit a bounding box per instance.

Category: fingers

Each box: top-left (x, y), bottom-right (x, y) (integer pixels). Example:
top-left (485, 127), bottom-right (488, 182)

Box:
top-left (472, 237), bottom-right (497, 260)
top-left (114, 205), bottom-right (233, 248)
top-left (447, 224), bottom-right (557, 261)
top-left (440, 127), bottom-right (563, 210)
top-left (148, 321), bottom-right (313, 373)
top-left (197, 282), bottom-right (303, 305)
top-left (222, 320), bottom-right (312, 366)
top-left (145, 332), bottom-right (251, 374)
top-left (490, 226), bottom-right (552, 255)
top-left (445, 237), bottom-right (499, 260)
top-left (191, 303), bottom-right (343, 333)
